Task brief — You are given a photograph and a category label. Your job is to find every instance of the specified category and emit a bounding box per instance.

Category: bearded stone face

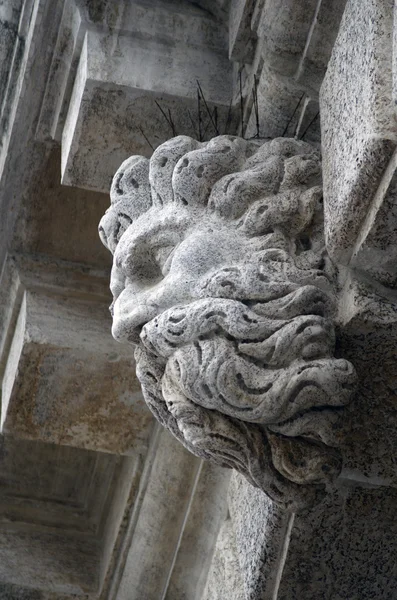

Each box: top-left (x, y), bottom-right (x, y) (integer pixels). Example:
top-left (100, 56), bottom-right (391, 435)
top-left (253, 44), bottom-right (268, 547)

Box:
top-left (99, 135), bottom-right (357, 511)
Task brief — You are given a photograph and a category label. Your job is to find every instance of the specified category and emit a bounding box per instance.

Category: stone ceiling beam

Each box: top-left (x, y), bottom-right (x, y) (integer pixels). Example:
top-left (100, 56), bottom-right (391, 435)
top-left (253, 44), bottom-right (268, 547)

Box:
top-left (61, 29), bottom-right (234, 193)
top-left (0, 253), bottom-right (154, 455)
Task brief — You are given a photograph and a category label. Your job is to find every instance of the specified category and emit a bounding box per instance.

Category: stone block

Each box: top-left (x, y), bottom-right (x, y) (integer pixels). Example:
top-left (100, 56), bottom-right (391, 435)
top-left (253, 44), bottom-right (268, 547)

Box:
top-left (0, 255), bottom-right (153, 454)
top-left (297, 0), bottom-right (348, 91)
top-left (228, 472), bottom-right (292, 599)
top-left (257, 0), bottom-right (319, 77)
top-left (320, 0), bottom-right (397, 264)
top-left (202, 518), bottom-right (245, 600)
top-left (61, 30), bottom-right (234, 193)
top-left (37, 0), bottom-right (228, 144)
top-left (164, 463), bottom-right (230, 600)
top-left (251, 61), bottom-right (307, 138)
top-left (350, 149), bottom-right (397, 287)
top-left (0, 1), bottom-right (23, 111)
top-left (113, 428), bottom-right (226, 600)
top-left (277, 484), bottom-right (397, 599)
top-left (244, 0), bottom-right (345, 141)
top-left (229, 0), bottom-right (256, 63)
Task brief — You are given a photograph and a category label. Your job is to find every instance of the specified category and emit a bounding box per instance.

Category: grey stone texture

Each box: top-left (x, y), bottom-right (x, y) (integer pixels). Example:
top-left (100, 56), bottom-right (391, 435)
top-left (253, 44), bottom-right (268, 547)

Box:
top-left (113, 427), bottom-right (230, 600)
top-left (59, 3), bottom-right (235, 193)
top-left (337, 274), bottom-right (397, 486)
top-left (350, 148), bottom-right (397, 287)
top-left (0, 433), bottom-right (135, 595)
top-left (242, 0), bottom-right (347, 142)
top-left (228, 472), bottom-right (292, 599)
top-left (228, 473), bottom-right (397, 600)
top-left (202, 517), bottom-right (245, 600)
top-left (278, 483), bottom-right (397, 600)
top-left (320, 0), bottom-right (397, 264)
top-left (0, 254), bottom-right (152, 455)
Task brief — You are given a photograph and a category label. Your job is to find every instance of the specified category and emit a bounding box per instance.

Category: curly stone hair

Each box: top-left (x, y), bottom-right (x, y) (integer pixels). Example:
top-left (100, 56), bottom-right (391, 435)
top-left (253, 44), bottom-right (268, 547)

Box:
top-left (99, 135), bottom-right (323, 256)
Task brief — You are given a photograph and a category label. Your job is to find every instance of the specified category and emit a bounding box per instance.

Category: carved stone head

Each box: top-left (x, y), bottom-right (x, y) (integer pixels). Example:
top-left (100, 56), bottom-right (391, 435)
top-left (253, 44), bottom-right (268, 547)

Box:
top-left (99, 135), bottom-right (357, 510)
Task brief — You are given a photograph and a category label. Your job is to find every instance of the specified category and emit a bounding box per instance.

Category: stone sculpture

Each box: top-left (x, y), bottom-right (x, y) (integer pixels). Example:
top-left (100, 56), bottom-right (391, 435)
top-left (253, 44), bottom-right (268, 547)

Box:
top-left (99, 135), bottom-right (357, 510)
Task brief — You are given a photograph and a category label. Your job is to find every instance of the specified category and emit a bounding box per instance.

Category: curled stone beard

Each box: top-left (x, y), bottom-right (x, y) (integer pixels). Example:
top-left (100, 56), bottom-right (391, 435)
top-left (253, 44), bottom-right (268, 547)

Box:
top-left (134, 265), bottom-right (357, 511)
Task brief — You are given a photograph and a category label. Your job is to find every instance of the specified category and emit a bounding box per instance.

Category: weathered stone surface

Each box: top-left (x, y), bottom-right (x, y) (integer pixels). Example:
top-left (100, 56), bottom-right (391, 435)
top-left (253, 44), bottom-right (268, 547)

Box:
top-left (243, 0), bottom-right (346, 143)
top-left (229, 0), bottom-right (256, 63)
top-left (100, 134), bottom-right (358, 510)
top-left (13, 147), bottom-right (111, 268)
top-left (38, 0), bottom-right (230, 143)
top-left (336, 273), bottom-right (397, 486)
top-left (0, 1), bottom-right (23, 111)
top-left (0, 0), bottom-right (66, 272)
top-left (164, 462), bottom-right (230, 600)
top-left (228, 472), bottom-right (292, 599)
top-left (0, 434), bottom-right (136, 596)
top-left (249, 62), bottom-right (308, 139)
top-left (256, 0), bottom-right (346, 88)
top-left (257, 0), bottom-right (319, 77)
top-left (278, 483), bottom-right (397, 600)
top-left (227, 472), bottom-right (397, 600)
top-left (110, 426), bottom-right (229, 600)
top-left (320, 0), bottom-right (397, 264)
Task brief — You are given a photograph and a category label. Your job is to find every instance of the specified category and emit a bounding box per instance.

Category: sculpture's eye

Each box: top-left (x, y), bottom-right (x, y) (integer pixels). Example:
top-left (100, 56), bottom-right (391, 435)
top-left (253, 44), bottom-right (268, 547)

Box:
top-left (153, 245), bottom-right (176, 276)
top-left (115, 213), bottom-right (133, 242)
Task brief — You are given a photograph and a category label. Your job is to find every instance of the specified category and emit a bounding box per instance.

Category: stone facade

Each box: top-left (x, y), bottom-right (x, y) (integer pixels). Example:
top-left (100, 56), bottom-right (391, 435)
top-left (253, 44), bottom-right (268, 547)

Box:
top-left (1, 1), bottom-right (397, 599)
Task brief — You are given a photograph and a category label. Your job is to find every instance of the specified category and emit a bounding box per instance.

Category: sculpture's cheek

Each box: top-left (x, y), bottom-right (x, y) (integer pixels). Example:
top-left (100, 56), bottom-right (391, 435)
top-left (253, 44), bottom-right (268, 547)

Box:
top-left (168, 229), bottom-right (246, 281)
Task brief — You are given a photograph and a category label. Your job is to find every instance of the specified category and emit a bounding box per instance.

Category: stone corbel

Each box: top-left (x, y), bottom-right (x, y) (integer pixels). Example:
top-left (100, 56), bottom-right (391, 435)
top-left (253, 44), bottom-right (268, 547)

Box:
top-left (98, 134), bottom-right (359, 511)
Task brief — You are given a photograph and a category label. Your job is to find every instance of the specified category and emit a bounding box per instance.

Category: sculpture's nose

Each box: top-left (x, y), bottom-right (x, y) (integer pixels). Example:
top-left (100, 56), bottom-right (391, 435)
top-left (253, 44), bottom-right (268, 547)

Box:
top-left (111, 271), bottom-right (194, 346)
top-left (112, 297), bottom-right (160, 344)
top-left (98, 208), bottom-right (119, 253)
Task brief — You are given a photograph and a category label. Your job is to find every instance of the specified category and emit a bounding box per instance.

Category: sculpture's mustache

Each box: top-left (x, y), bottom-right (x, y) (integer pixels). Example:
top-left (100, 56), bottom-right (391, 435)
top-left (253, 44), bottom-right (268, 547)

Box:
top-left (139, 285), bottom-right (335, 359)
